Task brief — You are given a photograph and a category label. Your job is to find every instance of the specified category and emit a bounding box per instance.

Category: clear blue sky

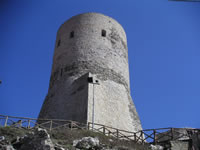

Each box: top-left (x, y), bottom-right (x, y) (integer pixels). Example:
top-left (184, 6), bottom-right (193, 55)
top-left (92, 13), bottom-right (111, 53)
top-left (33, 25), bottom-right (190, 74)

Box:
top-left (1, 0), bottom-right (200, 130)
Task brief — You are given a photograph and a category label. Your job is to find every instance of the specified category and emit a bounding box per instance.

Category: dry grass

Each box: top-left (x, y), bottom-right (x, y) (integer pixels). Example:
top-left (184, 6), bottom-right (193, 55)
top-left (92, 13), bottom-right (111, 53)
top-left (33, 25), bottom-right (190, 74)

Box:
top-left (51, 128), bottom-right (151, 150)
top-left (0, 127), bottom-right (151, 150)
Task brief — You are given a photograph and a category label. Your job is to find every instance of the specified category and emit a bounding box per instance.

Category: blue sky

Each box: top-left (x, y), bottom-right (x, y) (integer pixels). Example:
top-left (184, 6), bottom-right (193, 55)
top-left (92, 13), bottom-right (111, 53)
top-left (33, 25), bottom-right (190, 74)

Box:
top-left (1, 0), bottom-right (200, 130)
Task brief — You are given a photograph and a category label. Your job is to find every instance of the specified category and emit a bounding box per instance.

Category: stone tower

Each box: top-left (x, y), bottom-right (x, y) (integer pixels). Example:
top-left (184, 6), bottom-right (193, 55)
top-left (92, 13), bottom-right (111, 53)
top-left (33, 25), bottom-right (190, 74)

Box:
top-left (38, 13), bottom-right (142, 132)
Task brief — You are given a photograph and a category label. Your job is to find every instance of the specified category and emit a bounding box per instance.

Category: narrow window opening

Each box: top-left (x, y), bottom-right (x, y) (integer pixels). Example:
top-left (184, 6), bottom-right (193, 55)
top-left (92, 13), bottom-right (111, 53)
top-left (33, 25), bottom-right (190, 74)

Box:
top-left (88, 77), bottom-right (93, 83)
top-left (60, 68), bottom-right (63, 77)
top-left (57, 39), bottom-right (61, 47)
top-left (70, 31), bottom-right (74, 38)
top-left (102, 29), bottom-right (106, 37)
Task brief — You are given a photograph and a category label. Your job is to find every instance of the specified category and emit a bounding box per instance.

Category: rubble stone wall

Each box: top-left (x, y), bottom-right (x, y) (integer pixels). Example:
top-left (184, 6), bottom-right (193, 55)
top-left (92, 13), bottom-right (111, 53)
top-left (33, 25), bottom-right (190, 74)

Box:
top-left (38, 13), bottom-right (142, 132)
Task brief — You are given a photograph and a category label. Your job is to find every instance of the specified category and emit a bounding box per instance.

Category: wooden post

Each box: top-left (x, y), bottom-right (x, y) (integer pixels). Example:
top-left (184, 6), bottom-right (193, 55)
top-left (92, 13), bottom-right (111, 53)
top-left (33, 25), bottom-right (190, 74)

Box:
top-left (50, 120), bottom-right (52, 131)
top-left (116, 129), bottom-right (119, 140)
top-left (88, 122), bottom-right (90, 130)
top-left (27, 120), bottom-right (30, 129)
top-left (134, 133), bottom-right (137, 141)
top-left (108, 131), bottom-right (110, 136)
top-left (19, 120), bottom-right (22, 127)
top-left (4, 116), bottom-right (8, 127)
top-left (103, 125), bottom-right (105, 135)
top-left (70, 121), bottom-right (73, 130)
top-left (140, 131), bottom-right (143, 143)
top-left (153, 129), bottom-right (156, 144)
top-left (171, 128), bottom-right (174, 140)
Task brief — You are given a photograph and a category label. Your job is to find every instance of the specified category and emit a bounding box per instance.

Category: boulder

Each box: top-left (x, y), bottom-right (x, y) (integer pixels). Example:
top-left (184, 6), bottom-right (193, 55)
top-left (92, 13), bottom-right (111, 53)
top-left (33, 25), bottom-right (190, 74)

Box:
top-left (0, 136), bottom-right (5, 142)
top-left (13, 128), bottom-right (55, 150)
top-left (0, 144), bottom-right (15, 150)
top-left (54, 143), bottom-right (66, 150)
top-left (73, 137), bottom-right (100, 149)
top-left (0, 136), bottom-right (15, 150)
top-left (149, 144), bottom-right (164, 150)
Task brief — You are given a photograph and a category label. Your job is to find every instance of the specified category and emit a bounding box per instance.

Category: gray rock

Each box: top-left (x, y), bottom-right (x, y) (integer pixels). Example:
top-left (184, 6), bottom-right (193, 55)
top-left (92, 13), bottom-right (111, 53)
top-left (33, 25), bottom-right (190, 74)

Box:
top-left (11, 136), bottom-right (20, 144)
top-left (35, 127), bottom-right (50, 139)
top-left (149, 144), bottom-right (164, 150)
top-left (54, 143), bottom-right (66, 150)
top-left (73, 137), bottom-right (99, 149)
top-left (0, 136), bottom-right (5, 142)
top-left (113, 146), bottom-right (129, 150)
top-left (13, 128), bottom-right (55, 150)
top-left (192, 132), bottom-right (200, 150)
top-left (170, 141), bottom-right (189, 150)
top-left (0, 136), bottom-right (11, 149)
top-left (108, 139), bottom-right (113, 143)
top-left (0, 145), bottom-right (15, 150)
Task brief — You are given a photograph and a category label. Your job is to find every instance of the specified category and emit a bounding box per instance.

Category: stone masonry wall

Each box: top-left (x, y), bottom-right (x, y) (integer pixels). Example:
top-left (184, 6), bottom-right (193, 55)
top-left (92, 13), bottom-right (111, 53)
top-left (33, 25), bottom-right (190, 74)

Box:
top-left (38, 13), bottom-right (142, 133)
top-left (87, 73), bottom-right (142, 132)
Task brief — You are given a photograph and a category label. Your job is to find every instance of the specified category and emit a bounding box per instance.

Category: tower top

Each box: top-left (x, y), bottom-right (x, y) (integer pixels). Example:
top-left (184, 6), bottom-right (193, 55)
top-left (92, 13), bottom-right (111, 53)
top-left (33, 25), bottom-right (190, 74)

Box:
top-left (57, 12), bottom-right (127, 44)
top-left (61, 12), bottom-right (125, 28)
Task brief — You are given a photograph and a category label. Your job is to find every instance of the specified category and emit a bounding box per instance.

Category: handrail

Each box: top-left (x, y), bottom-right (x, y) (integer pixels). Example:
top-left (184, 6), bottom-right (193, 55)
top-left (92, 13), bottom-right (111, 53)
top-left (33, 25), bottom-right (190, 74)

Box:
top-left (0, 114), bottom-right (199, 144)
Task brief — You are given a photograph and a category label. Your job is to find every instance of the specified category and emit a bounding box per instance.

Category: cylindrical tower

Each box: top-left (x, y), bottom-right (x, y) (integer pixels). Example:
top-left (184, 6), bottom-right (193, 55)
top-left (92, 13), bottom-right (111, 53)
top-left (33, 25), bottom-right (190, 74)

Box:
top-left (39, 13), bottom-right (142, 132)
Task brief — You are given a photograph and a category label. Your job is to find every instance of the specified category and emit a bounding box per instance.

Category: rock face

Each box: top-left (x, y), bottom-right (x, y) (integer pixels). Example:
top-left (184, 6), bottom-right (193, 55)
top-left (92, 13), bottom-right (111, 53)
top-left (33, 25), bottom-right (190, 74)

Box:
top-left (73, 137), bottom-right (100, 149)
top-left (0, 136), bottom-right (15, 150)
top-left (38, 12), bottom-right (142, 133)
top-left (0, 127), bottom-right (152, 150)
top-left (0, 128), bottom-right (65, 150)
top-left (192, 132), bottom-right (200, 150)
top-left (12, 128), bottom-right (55, 150)
top-left (170, 141), bottom-right (189, 150)
top-left (149, 144), bottom-right (163, 150)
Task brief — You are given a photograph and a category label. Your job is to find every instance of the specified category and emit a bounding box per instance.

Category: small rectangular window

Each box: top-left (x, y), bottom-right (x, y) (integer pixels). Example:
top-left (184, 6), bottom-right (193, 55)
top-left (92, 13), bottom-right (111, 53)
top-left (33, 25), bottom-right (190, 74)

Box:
top-left (70, 31), bottom-right (74, 38)
top-left (88, 77), bottom-right (93, 83)
top-left (57, 39), bottom-right (61, 47)
top-left (102, 29), bottom-right (106, 37)
top-left (60, 68), bottom-right (63, 77)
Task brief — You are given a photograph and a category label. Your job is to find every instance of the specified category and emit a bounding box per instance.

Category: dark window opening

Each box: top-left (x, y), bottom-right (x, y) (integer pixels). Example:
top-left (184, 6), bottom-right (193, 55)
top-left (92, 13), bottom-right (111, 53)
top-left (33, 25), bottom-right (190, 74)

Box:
top-left (102, 29), bottom-right (106, 37)
top-left (57, 39), bottom-right (61, 47)
top-left (70, 31), bottom-right (74, 38)
top-left (60, 68), bottom-right (63, 77)
top-left (88, 77), bottom-right (93, 83)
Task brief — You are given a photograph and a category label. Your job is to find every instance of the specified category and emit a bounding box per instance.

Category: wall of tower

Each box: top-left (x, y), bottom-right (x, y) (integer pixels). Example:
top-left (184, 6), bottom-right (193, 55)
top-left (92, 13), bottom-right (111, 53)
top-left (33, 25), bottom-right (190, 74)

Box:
top-left (38, 13), bottom-right (142, 132)
top-left (51, 13), bottom-right (129, 89)
top-left (87, 73), bottom-right (142, 132)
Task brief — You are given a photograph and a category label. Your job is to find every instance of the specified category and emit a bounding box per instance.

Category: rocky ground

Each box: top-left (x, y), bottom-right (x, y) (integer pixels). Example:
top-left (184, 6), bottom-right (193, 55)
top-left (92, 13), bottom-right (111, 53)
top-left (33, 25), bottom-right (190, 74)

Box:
top-left (0, 127), bottom-right (163, 150)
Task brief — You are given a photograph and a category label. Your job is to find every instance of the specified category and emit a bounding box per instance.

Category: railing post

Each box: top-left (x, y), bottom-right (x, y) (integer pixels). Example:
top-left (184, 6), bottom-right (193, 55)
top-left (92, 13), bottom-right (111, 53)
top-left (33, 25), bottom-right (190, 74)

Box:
top-left (108, 131), bottom-right (110, 136)
top-left (27, 120), bottom-right (30, 129)
top-left (88, 122), bottom-right (90, 130)
top-left (153, 129), bottom-right (156, 144)
top-left (134, 133), bottom-right (137, 141)
top-left (103, 125), bottom-right (105, 135)
top-left (171, 128), bottom-right (174, 140)
top-left (19, 120), bottom-right (22, 127)
top-left (140, 131), bottom-right (143, 143)
top-left (116, 129), bottom-right (119, 140)
top-left (70, 121), bottom-right (73, 130)
top-left (4, 116), bottom-right (8, 127)
top-left (50, 120), bottom-right (52, 131)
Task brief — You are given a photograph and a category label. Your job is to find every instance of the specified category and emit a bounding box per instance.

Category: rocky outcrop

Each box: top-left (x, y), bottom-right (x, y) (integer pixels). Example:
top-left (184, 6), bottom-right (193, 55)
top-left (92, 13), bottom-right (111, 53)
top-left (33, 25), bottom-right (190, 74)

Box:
top-left (73, 137), bottom-right (100, 149)
top-left (0, 135), bottom-right (15, 150)
top-left (0, 127), bottom-right (152, 150)
top-left (0, 128), bottom-right (65, 150)
top-left (149, 144), bottom-right (163, 150)
top-left (14, 128), bottom-right (55, 150)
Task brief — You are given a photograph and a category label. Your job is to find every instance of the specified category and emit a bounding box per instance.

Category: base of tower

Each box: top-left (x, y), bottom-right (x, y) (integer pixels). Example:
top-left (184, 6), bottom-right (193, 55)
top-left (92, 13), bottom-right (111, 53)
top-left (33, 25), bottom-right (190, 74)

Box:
top-left (38, 72), bottom-right (142, 133)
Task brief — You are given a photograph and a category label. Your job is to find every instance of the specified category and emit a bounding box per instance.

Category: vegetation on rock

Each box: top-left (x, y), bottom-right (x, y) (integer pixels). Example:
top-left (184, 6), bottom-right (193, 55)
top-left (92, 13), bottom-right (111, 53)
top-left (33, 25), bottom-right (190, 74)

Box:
top-left (0, 127), bottom-right (151, 150)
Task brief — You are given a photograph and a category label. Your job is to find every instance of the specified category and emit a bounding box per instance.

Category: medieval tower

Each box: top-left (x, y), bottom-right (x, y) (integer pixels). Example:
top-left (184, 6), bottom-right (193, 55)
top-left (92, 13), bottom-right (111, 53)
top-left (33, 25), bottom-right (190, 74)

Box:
top-left (38, 13), bottom-right (142, 132)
